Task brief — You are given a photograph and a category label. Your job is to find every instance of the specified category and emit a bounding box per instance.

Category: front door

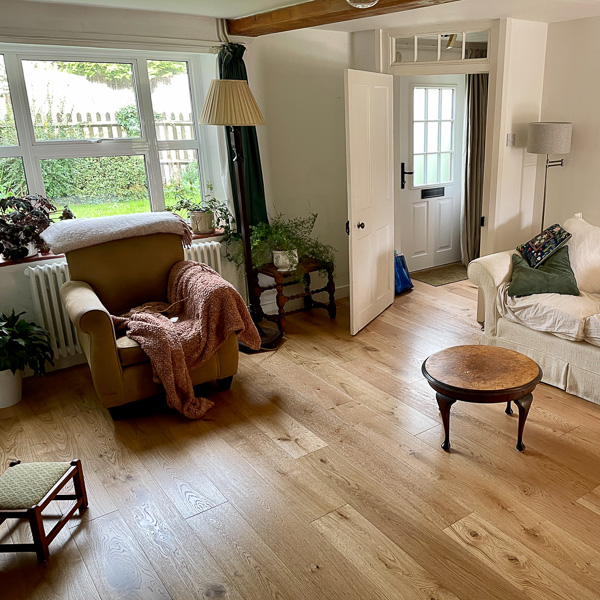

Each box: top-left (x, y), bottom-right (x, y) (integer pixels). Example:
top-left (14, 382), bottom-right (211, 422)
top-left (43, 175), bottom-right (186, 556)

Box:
top-left (397, 75), bottom-right (465, 271)
top-left (345, 69), bottom-right (394, 336)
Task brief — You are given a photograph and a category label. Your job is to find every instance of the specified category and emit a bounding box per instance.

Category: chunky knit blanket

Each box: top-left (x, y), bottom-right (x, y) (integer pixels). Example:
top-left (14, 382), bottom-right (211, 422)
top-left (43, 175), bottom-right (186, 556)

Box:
top-left (112, 261), bottom-right (260, 419)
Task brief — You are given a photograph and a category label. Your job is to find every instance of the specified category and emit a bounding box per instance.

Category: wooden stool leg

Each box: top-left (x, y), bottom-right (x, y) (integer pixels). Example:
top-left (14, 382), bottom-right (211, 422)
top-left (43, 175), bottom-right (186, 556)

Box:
top-left (327, 269), bottom-right (336, 319)
top-left (514, 393), bottom-right (533, 452)
top-left (303, 273), bottom-right (314, 310)
top-left (71, 460), bottom-right (88, 514)
top-left (436, 393), bottom-right (456, 451)
top-left (29, 508), bottom-right (49, 563)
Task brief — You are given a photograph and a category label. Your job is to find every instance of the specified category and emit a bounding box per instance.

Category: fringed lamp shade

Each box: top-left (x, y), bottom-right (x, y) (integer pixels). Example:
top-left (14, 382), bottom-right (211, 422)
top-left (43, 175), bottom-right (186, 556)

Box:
top-left (200, 80), bottom-right (265, 127)
top-left (527, 122), bottom-right (572, 155)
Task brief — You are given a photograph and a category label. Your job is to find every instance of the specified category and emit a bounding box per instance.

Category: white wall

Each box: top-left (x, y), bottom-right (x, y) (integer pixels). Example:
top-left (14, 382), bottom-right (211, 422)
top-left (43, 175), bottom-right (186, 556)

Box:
top-left (540, 16), bottom-right (600, 227)
top-left (245, 28), bottom-right (352, 297)
top-left (484, 18), bottom-right (548, 253)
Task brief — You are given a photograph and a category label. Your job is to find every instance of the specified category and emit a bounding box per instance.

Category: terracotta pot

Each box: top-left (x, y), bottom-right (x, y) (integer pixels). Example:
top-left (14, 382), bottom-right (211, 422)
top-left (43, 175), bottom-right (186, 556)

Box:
top-left (273, 249), bottom-right (299, 272)
top-left (0, 369), bottom-right (23, 408)
top-left (189, 210), bottom-right (215, 234)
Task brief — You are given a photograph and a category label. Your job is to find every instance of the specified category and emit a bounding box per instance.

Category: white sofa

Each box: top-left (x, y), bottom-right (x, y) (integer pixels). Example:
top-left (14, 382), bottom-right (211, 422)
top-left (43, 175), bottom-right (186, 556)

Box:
top-left (468, 214), bottom-right (600, 406)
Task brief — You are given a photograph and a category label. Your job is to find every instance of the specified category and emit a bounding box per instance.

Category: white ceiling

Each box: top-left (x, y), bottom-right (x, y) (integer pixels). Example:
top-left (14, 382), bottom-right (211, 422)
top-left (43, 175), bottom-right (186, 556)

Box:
top-left (22, 0), bottom-right (600, 28)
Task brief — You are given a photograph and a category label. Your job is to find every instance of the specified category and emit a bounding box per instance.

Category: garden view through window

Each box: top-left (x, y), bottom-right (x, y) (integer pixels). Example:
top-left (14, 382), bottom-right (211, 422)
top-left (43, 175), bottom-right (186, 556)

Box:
top-left (0, 51), bottom-right (210, 218)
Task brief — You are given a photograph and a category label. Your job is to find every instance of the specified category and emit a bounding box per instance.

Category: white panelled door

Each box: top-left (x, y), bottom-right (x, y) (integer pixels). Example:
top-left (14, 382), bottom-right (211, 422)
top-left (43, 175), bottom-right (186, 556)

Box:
top-left (345, 69), bottom-right (394, 336)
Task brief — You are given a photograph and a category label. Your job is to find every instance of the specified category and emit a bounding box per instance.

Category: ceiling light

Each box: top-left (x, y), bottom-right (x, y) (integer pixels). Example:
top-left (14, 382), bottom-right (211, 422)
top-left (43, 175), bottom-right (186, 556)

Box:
top-left (346, 0), bottom-right (379, 8)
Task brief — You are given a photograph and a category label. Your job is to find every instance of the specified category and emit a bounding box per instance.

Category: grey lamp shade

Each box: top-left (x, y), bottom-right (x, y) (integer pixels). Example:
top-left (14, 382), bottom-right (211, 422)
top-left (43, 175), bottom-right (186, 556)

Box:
top-left (200, 79), bottom-right (265, 127)
top-left (527, 122), bottom-right (572, 154)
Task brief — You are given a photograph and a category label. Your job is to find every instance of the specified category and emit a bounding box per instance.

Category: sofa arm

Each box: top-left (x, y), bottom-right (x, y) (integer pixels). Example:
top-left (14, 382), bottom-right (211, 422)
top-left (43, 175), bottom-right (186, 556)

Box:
top-left (61, 280), bottom-right (126, 406)
top-left (467, 251), bottom-right (514, 336)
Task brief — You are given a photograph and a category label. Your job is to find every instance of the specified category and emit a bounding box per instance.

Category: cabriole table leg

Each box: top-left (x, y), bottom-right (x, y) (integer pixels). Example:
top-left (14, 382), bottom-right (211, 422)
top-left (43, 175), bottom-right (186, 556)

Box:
top-left (514, 393), bottom-right (533, 452)
top-left (436, 392), bottom-right (456, 451)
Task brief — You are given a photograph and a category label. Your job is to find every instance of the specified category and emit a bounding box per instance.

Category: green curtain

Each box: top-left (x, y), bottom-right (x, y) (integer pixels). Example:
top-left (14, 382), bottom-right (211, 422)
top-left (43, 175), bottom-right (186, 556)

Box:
top-left (218, 43), bottom-right (268, 227)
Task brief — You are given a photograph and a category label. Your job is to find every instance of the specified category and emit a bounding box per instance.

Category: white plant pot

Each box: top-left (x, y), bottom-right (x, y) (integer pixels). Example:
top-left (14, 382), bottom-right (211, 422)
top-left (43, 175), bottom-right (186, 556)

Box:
top-left (26, 241), bottom-right (38, 258)
top-left (273, 249), bottom-right (299, 272)
top-left (0, 369), bottom-right (23, 408)
top-left (190, 210), bottom-right (215, 234)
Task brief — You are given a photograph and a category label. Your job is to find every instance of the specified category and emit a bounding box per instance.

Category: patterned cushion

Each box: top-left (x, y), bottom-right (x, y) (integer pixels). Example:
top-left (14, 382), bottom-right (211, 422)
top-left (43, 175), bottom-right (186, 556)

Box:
top-left (0, 462), bottom-right (71, 509)
top-left (517, 224), bottom-right (571, 268)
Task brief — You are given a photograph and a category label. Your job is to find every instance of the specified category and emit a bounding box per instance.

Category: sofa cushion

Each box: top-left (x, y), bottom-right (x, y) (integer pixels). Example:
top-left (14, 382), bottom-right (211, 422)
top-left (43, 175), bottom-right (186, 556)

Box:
top-left (516, 224), bottom-right (571, 268)
top-left (507, 247), bottom-right (579, 297)
top-left (563, 213), bottom-right (600, 293)
top-left (116, 335), bottom-right (149, 367)
top-left (584, 312), bottom-right (600, 347)
top-left (498, 283), bottom-right (600, 341)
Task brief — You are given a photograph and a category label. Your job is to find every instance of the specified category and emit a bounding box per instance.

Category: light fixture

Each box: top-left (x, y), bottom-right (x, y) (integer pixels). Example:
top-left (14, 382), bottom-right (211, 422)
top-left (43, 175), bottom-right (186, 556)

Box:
top-left (346, 0), bottom-right (379, 8)
top-left (527, 121), bottom-right (572, 230)
top-left (200, 79), bottom-right (281, 349)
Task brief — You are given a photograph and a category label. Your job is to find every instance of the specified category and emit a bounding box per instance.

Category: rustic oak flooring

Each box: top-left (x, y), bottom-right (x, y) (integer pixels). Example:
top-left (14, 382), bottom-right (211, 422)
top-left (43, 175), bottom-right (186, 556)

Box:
top-left (2, 279), bottom-right (600, 599)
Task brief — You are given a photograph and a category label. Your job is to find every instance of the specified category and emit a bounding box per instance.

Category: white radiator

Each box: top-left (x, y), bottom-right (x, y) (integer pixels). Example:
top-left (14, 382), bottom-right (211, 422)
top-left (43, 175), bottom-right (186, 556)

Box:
top-left (24, 241), bottom-right (223, 359)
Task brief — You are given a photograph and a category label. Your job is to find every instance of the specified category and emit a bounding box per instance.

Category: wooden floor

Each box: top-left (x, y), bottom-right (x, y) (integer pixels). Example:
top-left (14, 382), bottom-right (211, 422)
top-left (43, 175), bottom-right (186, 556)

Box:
top-left (2, 279), bottom-right (600, 599)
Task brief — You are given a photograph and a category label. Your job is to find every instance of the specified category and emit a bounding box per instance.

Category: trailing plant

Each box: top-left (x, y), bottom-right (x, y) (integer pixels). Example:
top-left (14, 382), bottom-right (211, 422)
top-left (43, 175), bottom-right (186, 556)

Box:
top-left (231, 212), bottom-right (336, 281)
top-left (0, 194), bottom-right (74, 262)
top-left (0, 310), bottom-right (54, 375)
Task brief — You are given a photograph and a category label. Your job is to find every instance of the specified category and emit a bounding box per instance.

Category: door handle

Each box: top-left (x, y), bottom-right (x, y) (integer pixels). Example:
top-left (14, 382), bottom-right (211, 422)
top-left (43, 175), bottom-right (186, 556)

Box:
top-left (401, 162), bottom-right (413, 190)
top-left (357, 222), bottom-right (365, 229)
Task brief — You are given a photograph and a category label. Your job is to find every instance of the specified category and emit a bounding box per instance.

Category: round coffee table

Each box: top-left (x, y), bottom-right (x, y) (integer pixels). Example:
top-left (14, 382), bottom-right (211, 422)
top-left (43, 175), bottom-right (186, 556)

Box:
top-left (422, 345), bottom-right (542, 452)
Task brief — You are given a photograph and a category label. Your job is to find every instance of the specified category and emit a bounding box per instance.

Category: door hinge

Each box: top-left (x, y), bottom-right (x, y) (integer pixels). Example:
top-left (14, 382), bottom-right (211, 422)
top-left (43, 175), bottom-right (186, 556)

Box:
top-left (346, 220), bottom-right (350, 235)
top-left (480, 216), bottom-right (485, 227)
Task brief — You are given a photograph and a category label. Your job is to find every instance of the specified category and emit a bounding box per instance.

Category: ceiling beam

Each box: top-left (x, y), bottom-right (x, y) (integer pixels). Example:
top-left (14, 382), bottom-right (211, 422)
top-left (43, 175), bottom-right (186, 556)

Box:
top-left (227, 0), bottom-right (461, 37)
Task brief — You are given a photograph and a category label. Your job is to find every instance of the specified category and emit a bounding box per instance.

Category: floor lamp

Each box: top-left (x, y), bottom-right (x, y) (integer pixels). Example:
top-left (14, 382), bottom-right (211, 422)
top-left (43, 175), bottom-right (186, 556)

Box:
top-left (200, 79), bottom-right (282, 350)
top-left (527, 121), bottom-right (572, 230)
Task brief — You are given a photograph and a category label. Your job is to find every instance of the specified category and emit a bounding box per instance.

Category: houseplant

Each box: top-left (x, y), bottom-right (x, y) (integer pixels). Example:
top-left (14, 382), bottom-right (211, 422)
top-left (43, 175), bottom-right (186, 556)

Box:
top-left (0, 195), bottom-right (74, 262)
top-left (233, 212), bottom-right (336, 280)
top-left (0, 310), bottom-right (54, 408)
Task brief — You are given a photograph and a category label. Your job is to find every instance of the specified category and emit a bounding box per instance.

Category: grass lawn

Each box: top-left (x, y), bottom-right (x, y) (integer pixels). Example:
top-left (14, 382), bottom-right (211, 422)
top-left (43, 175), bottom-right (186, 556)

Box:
top-left (66, 198), bottom-right (152, 219)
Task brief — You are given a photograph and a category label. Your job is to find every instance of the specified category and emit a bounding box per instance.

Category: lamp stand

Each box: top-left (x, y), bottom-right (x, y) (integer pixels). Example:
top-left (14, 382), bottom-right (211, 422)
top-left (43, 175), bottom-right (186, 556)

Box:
top-left (540, 154), bottom-right (564, 231)
top-left (228, 125), bottom-right (282, 351)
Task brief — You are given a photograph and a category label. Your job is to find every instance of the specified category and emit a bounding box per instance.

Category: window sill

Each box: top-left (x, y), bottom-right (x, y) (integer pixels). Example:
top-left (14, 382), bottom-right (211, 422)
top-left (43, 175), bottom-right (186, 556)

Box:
top-left (0, 251), bottom-right (65, 268)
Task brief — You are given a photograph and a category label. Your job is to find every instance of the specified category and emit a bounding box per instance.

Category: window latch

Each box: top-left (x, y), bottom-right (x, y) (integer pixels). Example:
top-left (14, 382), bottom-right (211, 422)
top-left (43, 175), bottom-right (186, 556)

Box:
top-left (401, 162), bottom-right (413, 189)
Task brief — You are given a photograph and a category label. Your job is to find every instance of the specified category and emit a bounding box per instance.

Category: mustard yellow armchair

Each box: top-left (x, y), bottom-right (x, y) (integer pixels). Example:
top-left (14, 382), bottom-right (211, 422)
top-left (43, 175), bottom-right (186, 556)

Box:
top-left (60, 232), bottom-right (238, 414)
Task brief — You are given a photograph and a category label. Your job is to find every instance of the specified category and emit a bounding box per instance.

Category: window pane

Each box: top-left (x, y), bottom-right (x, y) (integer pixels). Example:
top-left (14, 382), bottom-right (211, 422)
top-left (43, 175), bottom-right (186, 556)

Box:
top-left (417, 35), bottom-right (438, 62)
top-left (427, 122), bottom-right (439, 152)
top-left (465, 31), bottom-right (488, 59)
top-left (0, 56), bottom-right (18, 146)
top-left (440, 153), bottom-right (452, 182)
top-left (41, 156), bottom-right (150, 218)
top-left (426, 154), bottom-right (439, 184)
top-left (441, 89), bottom-right (454, 120)
top-left (161, 149), bottom-right (201, 207)
top-left (440, 33), bottom-right (463, 61)
top-left (413, 122), bottom-right (425, 154)
top-left (23, 60), bottom-right (141, 141)
top-left (413, 155), bottom-right (425, 187)
top-left (413, 88), bottom-right (425, 121)
top-left (0, 157), bottom-right (27, 196)
top-left (395, 37), bottom-right (415, 63)
top-left (427, 88), bottom-right (439, 120)
top-left (440, 122), bottom-right (452, 152)
top-left (148, 61), bottom-right (196, 141)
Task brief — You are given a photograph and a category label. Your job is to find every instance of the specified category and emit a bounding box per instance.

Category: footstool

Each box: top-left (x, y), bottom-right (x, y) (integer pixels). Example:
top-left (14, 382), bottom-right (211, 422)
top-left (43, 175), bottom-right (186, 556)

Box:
top-left (422, 345), bottom-right (542, 452)
top-left (0, 459), bottom-right (88, 562)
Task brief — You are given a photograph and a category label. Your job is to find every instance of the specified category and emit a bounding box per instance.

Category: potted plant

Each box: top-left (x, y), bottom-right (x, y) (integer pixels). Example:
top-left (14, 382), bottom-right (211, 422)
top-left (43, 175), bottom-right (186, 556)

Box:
top-left (0, 195), bottom-right (74, 262)
top-left (233, 212), bottom-right (336, 280)
top-left (0, 310), bottom-right (54, 408)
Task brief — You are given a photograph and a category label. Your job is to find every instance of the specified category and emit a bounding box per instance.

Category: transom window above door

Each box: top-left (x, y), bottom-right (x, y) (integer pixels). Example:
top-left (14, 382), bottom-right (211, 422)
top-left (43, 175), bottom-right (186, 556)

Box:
top-left (412, 86), bottom-right (455, 187)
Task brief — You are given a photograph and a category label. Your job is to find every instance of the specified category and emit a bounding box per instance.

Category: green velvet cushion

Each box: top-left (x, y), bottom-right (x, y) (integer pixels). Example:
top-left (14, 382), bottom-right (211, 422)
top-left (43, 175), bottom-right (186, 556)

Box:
top-left (0, 462), bottom-right (71, 509)
top-left (508, 246), bottom-right (580, 297)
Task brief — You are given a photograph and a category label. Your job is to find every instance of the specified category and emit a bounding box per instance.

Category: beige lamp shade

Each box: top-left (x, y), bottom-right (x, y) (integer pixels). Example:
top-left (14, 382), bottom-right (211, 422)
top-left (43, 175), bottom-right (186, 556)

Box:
top-left (200, 79), bottom-right (265, 126)
top-left (527, 122), bottom-right (572, 154)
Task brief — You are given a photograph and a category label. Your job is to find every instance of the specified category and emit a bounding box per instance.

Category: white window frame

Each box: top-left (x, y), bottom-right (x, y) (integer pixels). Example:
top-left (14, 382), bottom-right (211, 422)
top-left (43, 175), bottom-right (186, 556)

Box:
top-left (410, 83), bottom-right (457, 189)
top-left (0, 43), bottom-right (214, 213)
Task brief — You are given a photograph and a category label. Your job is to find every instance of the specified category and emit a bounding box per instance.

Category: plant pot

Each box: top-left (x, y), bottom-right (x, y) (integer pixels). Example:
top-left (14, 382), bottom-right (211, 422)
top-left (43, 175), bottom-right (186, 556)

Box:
top-left (273, 249), bottom-right (299, 272)
top-left (0, 369), bottom-right (23, 408)
top-left (26, 241), bottom-right (38, 258)
top-left (190, 210), bottom-right (215, 235)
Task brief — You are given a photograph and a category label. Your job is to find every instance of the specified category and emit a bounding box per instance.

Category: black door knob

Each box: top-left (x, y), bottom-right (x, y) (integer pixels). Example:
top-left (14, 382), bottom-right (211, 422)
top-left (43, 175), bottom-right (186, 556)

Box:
top-left (357, 222), bottom-right (365, 229)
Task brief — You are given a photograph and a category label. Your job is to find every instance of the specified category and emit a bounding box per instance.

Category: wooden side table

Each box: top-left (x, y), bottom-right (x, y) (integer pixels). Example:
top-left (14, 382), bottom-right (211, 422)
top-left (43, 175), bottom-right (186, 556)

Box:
top-left (254, 258), bottom-right (336, 332)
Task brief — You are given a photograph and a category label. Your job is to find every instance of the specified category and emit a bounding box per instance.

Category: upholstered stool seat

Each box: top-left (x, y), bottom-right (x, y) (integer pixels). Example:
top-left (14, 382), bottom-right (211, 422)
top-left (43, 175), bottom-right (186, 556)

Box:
top-left (0, 459), bottom-right (88, 562)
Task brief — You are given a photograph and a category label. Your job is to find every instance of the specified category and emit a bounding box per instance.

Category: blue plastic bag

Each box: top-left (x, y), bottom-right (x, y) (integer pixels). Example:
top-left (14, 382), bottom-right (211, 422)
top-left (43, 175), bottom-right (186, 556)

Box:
top-left (394, 251), bottom-right (413, 294)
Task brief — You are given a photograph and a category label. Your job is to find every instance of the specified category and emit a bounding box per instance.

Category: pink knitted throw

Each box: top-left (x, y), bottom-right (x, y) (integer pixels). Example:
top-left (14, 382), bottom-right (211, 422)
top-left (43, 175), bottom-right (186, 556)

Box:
top-left (112, 261), bottom-right (260, 419)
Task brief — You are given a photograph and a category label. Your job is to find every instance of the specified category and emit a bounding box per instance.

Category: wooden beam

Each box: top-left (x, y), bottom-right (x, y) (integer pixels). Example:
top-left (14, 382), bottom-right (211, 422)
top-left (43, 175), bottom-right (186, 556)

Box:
top-left (227, 0), bottom-right (461, 37)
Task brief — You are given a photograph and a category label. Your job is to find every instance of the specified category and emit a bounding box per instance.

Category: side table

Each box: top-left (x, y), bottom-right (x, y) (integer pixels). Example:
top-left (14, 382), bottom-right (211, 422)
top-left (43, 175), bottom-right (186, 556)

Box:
top-left (254, 258), bottom-right (336, 332)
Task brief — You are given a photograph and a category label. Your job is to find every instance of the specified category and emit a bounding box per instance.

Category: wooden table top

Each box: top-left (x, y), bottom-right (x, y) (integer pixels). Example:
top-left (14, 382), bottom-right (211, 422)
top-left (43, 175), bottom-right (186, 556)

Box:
top-left (422, 345), bottom-right (541, 394)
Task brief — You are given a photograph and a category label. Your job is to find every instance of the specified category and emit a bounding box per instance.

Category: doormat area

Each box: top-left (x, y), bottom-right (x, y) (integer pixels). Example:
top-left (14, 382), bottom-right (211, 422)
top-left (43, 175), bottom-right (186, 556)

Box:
top-left (411, 262), bottom-right (468, 286)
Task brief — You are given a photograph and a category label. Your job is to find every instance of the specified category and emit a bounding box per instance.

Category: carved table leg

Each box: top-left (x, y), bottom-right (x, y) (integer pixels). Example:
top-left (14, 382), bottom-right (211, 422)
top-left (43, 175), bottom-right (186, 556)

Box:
top-left (514, 393), bottom-right (533, 452)
top-left (505, 401), bottom-right (513, 415)
top-left (436, 393), bottom-right (457, 451)
top-left (327, 268), bottom-right (336, 319)
top-left (303, 273), bottom-right (314, 310)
